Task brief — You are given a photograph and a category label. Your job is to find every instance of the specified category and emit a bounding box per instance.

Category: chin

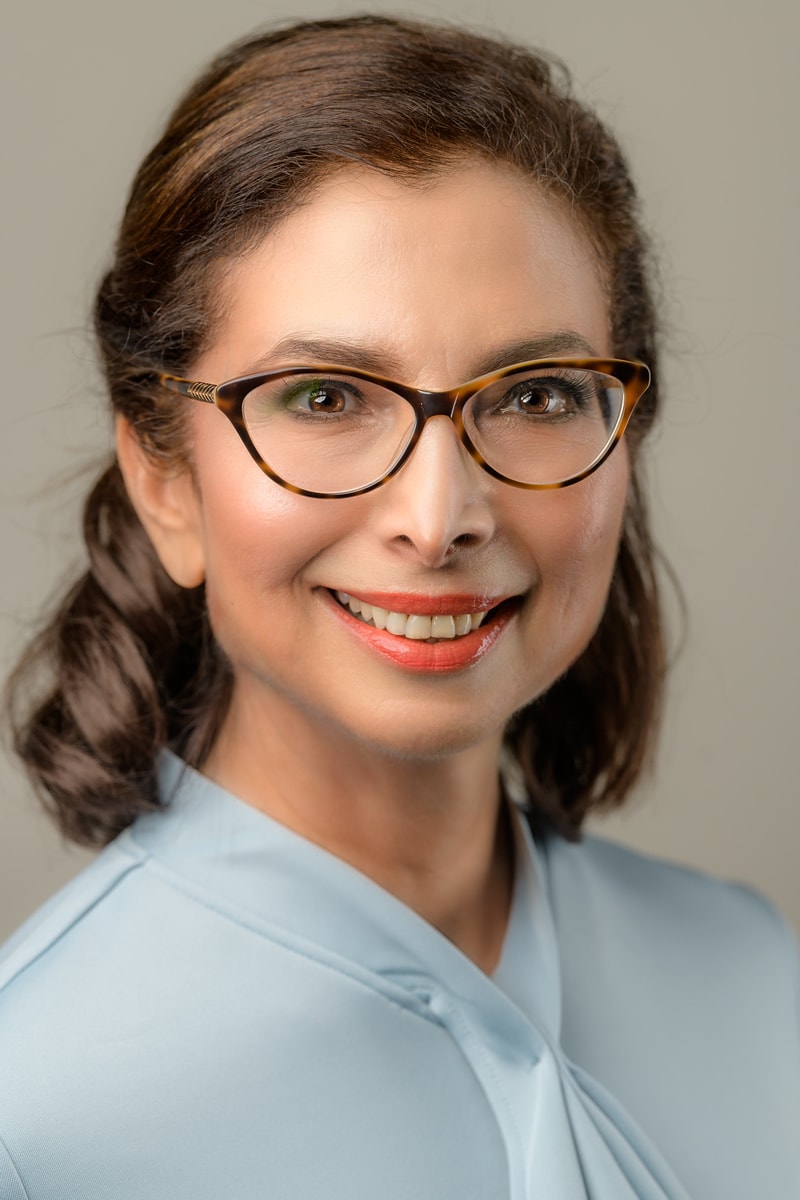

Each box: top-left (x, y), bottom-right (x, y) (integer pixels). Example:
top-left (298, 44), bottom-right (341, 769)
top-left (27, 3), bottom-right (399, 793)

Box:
top-left (321, 690), bottom-right (518, 764)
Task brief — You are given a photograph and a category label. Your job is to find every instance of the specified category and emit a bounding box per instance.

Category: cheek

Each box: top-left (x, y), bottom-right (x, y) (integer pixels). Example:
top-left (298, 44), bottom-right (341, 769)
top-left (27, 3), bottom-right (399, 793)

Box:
top-left (187, 429), bottom-right (343, 645)
top-left (527, 455), bottom-right (629, 626)
top-left (567, 471), bottom-right (628, 571)
top-left (203, 488), bottom-right (314, 590)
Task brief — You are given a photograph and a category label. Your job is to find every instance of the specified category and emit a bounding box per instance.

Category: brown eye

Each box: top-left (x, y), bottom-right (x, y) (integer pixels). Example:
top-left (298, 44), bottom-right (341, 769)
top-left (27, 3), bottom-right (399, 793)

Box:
top-left (304, 385), bottom-right (350, 414)
top-left (280, 381), bottom-right (356, 415)
top-left (512, 385), bottom-right (567, 415)
top-left (247, 375), bottom-right (371, 422)
top-left (496, 371), bottom-right (598, 418)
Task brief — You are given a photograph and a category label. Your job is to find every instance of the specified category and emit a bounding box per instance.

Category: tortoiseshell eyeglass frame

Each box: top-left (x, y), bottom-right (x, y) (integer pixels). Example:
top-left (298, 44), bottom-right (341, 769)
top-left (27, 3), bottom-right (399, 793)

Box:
top-left (157, 357), bottom-right (651, 500)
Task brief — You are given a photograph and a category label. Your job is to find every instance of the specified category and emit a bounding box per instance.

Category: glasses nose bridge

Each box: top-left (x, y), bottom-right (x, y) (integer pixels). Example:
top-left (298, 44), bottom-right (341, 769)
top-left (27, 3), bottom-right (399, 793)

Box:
top-left (413, 386), bottom-right (464, 427)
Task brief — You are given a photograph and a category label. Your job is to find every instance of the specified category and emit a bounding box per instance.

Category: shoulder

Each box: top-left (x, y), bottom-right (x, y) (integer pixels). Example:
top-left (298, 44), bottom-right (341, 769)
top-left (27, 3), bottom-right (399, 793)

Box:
top-left (541, 832), bottom-right (800, 1116)
top-left (0, 833), bottom-right (169, 1110)
top-left (0, 837), bottom-right (159, 1189)
top-left (539, 832), bottom-right (800, 1192)
top-left (541, 831), bottom-right (800, 1021)
top-left (543, 830), bottom-right (798, 976)
top-left (0, 834), bottom-right (152, 996)
top-left (0, 820), bottom-right (285, 1193)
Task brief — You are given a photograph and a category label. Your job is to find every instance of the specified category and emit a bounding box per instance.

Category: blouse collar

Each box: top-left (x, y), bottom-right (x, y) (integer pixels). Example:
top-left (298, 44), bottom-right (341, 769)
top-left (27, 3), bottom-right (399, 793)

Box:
top-left (129, 751), bottom-right (562, 1044)
top-left (125, 753), bottom-right (691, 1200)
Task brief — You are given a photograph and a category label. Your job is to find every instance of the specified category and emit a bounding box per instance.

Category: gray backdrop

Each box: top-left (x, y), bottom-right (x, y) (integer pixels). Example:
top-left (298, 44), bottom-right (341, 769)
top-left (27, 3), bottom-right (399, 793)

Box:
top-left (2, 0), bottom-right (798, 940)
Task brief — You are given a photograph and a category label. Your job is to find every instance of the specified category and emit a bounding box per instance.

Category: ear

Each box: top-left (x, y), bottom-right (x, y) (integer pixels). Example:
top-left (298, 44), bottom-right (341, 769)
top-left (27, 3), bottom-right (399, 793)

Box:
top-left (115, 416), bottom-right (206, 589)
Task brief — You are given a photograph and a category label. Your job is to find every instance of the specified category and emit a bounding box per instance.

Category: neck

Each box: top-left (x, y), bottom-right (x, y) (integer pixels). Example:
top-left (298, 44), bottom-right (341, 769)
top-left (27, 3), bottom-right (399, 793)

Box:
top-left (203, 688), bottom-right (515, 974)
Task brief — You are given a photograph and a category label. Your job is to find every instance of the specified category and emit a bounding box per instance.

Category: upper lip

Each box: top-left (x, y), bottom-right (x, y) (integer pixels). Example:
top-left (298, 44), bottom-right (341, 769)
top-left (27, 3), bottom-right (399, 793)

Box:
top-left (328, 588), bottom-right (517, 615)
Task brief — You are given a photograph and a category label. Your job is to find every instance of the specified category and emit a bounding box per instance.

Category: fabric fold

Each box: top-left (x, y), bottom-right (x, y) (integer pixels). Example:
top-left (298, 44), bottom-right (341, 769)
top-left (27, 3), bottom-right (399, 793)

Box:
top-left (145, 754), bottom-right (695, 1199)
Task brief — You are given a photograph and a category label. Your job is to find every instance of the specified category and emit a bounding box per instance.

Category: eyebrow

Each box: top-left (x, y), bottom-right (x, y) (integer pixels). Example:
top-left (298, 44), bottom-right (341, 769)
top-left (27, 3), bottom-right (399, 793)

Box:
top-left (468, 333), bottom-right (600, 377)
top-left (247, 330), bottom-right (600, 382)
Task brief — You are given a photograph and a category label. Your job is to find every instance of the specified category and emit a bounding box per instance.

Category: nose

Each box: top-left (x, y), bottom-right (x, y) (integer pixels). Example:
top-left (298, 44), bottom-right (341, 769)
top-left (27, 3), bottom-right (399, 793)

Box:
top-left (369, 416), bottom-right (497, 567)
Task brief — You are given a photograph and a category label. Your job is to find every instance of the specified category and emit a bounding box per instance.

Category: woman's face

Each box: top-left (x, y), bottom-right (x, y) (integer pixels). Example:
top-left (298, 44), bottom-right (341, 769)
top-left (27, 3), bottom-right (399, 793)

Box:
top-left (152, 162), bottom-right (629, 761)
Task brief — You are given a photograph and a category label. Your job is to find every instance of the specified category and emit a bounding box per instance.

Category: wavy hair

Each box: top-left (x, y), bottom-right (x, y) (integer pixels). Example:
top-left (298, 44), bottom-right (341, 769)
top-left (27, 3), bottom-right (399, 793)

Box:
top-left (7, 15), bottom-right (664, 844)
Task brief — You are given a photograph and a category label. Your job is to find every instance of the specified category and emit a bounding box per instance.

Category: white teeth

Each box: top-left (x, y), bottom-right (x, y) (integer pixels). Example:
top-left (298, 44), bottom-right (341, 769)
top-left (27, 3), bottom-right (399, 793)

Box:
top-left (371, 605), bottom-right (388, 630)
top-left (431, 615), bottom-right (456, 639)
top-left (405, 615), bottom-right (432, 640)
top-left (334, 591), bottom-right (492, 641)
top-left (386, 610), bottom-right (408, 635)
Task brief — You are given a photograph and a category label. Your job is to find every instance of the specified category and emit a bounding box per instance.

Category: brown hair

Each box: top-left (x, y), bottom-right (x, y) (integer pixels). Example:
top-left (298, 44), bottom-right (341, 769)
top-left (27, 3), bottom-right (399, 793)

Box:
top-left (7, 15), bottom-right (664, 844)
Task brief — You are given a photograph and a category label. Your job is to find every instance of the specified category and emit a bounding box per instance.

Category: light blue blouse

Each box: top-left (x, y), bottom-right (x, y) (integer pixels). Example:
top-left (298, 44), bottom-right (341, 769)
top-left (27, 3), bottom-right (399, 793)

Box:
top-left (0, 753), bottom-right (798, 1199)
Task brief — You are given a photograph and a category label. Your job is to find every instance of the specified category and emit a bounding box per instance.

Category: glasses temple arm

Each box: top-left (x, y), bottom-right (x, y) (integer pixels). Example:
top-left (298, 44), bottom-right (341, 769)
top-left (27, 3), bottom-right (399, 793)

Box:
top-left (158, 374), bottom-right (217, 404)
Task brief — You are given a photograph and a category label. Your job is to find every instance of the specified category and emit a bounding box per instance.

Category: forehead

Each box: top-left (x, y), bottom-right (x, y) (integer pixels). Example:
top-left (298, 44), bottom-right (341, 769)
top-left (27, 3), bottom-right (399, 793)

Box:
top-left (200, 161), bottom-right (611, 382)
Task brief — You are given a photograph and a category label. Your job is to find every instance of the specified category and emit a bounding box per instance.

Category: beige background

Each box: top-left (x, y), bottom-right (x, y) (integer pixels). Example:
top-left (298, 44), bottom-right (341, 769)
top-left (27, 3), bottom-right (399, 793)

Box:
top-left (1, 0), bottom-right (797, 941)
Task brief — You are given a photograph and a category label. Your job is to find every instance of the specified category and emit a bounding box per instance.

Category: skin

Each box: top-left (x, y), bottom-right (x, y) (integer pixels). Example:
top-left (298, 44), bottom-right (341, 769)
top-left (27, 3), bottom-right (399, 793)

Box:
top-left (118, 161), bottom-right (629, 973)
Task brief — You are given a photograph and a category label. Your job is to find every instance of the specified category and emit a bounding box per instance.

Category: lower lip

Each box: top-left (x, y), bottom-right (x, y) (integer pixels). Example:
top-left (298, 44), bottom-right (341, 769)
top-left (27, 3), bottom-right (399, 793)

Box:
top-left (323, 591), bottom-right (519, 674)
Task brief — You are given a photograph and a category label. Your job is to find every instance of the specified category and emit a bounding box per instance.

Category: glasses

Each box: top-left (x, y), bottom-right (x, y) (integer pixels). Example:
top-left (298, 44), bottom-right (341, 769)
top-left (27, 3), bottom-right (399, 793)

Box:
top-left (158, 358), bottom-right (650, 499)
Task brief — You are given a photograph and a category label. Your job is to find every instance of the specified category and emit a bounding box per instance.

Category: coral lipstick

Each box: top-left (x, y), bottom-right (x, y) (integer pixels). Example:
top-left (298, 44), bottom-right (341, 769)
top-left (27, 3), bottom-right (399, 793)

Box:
top-left (323, 588), bottom-right (520, 673)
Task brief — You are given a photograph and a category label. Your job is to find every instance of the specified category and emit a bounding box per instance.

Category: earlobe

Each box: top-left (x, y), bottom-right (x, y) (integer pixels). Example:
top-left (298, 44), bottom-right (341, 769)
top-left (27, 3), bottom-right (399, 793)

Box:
top-left (115, 416), bottom-right (206, 589)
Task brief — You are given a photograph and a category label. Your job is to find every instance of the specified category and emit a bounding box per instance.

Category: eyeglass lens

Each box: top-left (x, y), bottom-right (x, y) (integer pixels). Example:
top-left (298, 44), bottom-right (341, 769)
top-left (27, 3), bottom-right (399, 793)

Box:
top-left (240, 366), bottom-right (626, 494)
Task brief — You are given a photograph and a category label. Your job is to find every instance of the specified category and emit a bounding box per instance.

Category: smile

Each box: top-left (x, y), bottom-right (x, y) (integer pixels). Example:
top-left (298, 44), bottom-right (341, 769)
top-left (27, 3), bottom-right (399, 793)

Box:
top-left (325, 587), bottom-right (522, 674)
top-left (334, 591), bottom-right (488, 642)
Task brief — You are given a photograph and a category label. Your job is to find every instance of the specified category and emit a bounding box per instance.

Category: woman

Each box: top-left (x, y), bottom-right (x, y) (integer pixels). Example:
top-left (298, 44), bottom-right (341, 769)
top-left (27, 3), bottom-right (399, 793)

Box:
top-left (0, 16), bottom-right (797, 1199)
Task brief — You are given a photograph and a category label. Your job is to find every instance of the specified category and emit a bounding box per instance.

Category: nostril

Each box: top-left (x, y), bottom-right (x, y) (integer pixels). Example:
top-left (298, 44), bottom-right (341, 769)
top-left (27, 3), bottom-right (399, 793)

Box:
top-left (445, 533), bottom-right (478, 557)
